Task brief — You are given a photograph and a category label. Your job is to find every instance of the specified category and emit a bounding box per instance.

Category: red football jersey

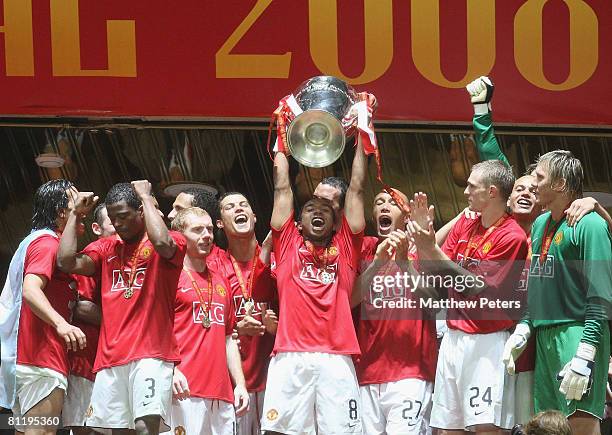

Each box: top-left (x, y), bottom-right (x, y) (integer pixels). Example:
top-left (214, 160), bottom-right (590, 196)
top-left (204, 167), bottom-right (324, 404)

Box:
top-left (82, 232), bottom-right (186, 371)
top-left (17, 235), bottom-right (78, 376)
top-left (214, 250), bottom-right (275, 393)
top-left (271, 214), bottom-right (362, 355)
top-left (354, 237), bottom-right (438, 384)
top-left (441, 214), bottom-right (528, 334)
top-left (68, 275), bottom-right (100, 381)
top-left (174, 268), bottom-right (235, 402)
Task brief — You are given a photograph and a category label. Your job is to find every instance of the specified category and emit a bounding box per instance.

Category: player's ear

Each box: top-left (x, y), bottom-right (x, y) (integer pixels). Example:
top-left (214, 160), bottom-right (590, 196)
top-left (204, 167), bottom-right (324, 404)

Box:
top-left (216, 219), bottom-right (224, 229)
top-left (551, 177), bottom-right (567, 193)
top-left (92, 222), bottom-right (102, 236)
top-left (297, 221), bottom-right (303, 233)
top-left (253, 213), bottom-right (257, 225)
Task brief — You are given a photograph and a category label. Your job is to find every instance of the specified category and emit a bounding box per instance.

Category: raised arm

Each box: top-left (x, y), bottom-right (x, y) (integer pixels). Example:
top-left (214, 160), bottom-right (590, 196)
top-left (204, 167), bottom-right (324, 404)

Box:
top-left (344, 137), bottom-right (367, 233)
top-left (132, 180), bottom-right (176, 259)
top-left (57, 192), bottom-right (98, 275)
top-left (271, 152), bottom-right (293, 230)
top-left (466, 76), bottom-right (510, 166)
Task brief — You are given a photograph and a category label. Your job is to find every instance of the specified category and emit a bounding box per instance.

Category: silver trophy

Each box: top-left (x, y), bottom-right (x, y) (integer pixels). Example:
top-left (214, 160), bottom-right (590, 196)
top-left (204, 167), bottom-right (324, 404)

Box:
top-left (287, 76), bottom-right (358, 168)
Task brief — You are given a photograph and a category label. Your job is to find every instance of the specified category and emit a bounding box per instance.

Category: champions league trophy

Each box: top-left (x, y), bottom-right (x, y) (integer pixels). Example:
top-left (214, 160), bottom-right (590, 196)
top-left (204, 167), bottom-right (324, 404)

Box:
top-left (271, 76), bottom-right (377, 168)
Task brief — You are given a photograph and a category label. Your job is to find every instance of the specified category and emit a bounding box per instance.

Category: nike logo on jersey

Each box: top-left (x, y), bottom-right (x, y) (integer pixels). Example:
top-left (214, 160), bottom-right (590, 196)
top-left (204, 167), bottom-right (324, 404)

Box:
top-left (179, 287), bottom-right (191, 293)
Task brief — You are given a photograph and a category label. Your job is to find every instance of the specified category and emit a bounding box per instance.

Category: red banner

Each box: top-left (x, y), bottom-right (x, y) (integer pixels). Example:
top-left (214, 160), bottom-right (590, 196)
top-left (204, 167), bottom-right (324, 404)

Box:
top-left (0, 0), bottom-right (610, 126)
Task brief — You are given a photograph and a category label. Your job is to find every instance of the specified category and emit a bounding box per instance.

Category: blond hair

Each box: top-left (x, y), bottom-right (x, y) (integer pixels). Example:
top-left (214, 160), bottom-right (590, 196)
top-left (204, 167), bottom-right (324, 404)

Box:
top-left (524, 410), bottom-right (572, 435)
top-left (170, 207), bottom-right (210, 232)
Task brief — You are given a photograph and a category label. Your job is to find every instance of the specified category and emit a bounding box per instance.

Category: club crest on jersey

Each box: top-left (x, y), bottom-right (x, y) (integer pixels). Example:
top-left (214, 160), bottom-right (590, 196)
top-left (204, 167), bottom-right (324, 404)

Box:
top-left (529, 254), bottom-right (554, 278)
top-left (554, 231), bottom-right (564, 245)
top-left (141, 246), bottom-right (152, 259)
top-left (328, 245), bottom-right (338, 256)
top-left (216, 284), bottom-right (226, 296)
top-left (300, 263), bottom-right (338, 284)
top-left (481, 241), bottom-right (492, 254)
top-left (234, 296), bottom-right (263, 317)
top-left (192, 301), bottom-right (225, 326)
top-left (266, 409), bottom-right (279, 421)
top-left (111, 267), bottom-right (146, 292)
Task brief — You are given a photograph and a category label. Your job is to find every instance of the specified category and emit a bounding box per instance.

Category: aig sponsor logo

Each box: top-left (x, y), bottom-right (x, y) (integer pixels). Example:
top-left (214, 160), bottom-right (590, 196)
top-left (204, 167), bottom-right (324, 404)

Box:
top-left (300, 262), bottom-right (338, 284)
top-left (529, 255), bottom-right (554, 278)
top-left (192, 302), bottom-right (225, 326)
top-left (111, 267), bottom-right (146, 292)
top-left (234, 296), bottom-right (264, 318)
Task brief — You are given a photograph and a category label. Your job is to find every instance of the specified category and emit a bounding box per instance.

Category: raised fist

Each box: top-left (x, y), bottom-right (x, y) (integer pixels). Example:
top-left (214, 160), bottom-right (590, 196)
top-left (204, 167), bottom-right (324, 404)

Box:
top-left (73, 192), bottom-right (99, 216)
top-left (131, 180), bottom-right (153, 200)
top-left (466, 76), bottom-right (494, 105)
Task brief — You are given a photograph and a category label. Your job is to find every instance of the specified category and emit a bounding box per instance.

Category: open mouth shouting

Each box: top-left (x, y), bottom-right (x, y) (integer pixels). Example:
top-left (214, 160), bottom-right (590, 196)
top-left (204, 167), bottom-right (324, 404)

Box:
top-left (233, 213), bottom-right (249, 229)
top-left (311, 216), bottom-right (326, 231)
top-left (378, 214), bottom-right (393, 233)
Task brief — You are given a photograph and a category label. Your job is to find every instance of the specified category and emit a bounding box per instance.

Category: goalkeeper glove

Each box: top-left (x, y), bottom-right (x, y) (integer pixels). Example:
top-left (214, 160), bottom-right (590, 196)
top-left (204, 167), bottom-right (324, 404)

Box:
top-left (559, 342), bottom-right (596, 401)
top-left (466, 76), bottom-right (494, 115)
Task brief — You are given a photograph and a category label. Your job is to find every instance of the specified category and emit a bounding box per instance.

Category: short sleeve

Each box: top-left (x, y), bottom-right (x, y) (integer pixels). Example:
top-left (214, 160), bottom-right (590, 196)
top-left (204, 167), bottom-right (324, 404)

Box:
top-left (24, 236), bottom-right (57, 282)
top-left (334, 216), bottom-right (364, 270)
top-left (441, 214), bottom-right (467, 258)
top-left (81, 238), bottom-right (110, 273)
top-left (272, 213), bottom-right (299, 264)
top-left (165, 231), bottom-right (188, 268)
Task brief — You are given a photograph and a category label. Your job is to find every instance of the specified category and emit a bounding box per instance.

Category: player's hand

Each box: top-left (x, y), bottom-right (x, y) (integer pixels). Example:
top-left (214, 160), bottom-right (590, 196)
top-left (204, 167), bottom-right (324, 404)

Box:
top-left (374, 237), bottom-right (396, 264)
top-left (72, 192), bottom-right (99, 216)
top-left (172, 367), bottom-right (190, 401)
top-left (131, 180), bottom-right (153, 200)
top-left (466, 76), bottom-right (494, 114)
top-left (56, 321), bottom-right (86, 351)
top-left (387, 230), bottom-right (409, 262)
top-left (502, 323), bottom-right (531, 375)
top-left (262, 309), bottom-right (278, 335)
top-left (559, 342), bottom-right (596, 401)
top-left (236, 316), bottom-right (265, 337)
top-left (565, 197), bottom-right (597, 227)
top-left (405, 205), bottom-right (436, 252)
top-left (409, 192), bottom-right (434, 230)
top-left (234, 384), bottom-right (250, 417)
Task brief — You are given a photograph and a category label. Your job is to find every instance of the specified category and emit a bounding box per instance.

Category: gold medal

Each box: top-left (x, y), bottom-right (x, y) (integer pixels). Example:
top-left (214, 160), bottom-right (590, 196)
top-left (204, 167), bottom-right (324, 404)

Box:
top-left (202, 312), bottom-right (211, 329)
top-left (244, 298), bottom-right (255, 315)
top-left (124, 288), bottom-right (134, 299)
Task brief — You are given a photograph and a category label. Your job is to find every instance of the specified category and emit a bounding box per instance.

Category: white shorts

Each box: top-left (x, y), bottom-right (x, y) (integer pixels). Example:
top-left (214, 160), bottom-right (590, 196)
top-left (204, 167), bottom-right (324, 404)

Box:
top-left (261, 352), bottom-right (361, 435)
top-left (85, 358), bottom-right (174, 430)
top-left (236, 390), bottom-right (264, 435)
top-left (514, 371), bottom-right (534, 425)
top-left (168, 397), bottom-right (236, 435)
top-left (360, 378), bottom-right (433, 435)
top-left (430, 329), bottom-right (515, 431)
top-left (12, 364), bottom-right (67, 432)
top-left (63, 375), bottom-right (94, 427)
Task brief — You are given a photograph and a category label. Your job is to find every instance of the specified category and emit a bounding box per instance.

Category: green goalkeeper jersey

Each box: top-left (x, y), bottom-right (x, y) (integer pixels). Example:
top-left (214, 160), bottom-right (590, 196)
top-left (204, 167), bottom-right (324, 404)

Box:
top-left (525, 211), bottom-right (612, 346)
top-left (472, 113), bottom-right (509, 166)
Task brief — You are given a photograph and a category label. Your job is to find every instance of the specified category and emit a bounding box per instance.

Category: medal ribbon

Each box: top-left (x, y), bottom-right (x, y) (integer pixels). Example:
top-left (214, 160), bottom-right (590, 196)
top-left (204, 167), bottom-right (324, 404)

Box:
top-left (119, 235), bottom-right (149, 294)
top-left (538, 215), bottom-right (565, 265)
top-left (229, 245), bottom-right (260, 301)
top-left (304, 240), bottom-right (330, 270)
top-left (183, 268), bottom-right (213, 322)
top-left (462, 214), bottom-right (508, 260)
